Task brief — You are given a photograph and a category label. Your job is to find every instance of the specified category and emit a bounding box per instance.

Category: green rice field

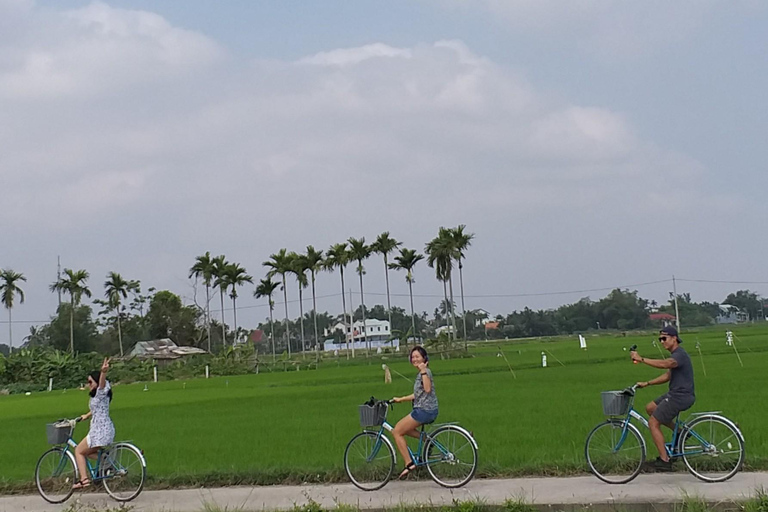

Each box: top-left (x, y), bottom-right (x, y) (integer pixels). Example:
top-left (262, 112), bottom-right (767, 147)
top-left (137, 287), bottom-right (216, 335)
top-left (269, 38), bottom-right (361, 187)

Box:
top-left (1, 324), bottom-right (766, 490)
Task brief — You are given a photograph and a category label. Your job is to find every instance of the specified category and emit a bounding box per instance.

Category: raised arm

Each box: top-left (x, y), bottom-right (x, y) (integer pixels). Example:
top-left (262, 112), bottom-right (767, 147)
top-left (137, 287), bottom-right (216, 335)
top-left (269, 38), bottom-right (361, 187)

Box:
top-left (99, 358), bottom-right (110, 390)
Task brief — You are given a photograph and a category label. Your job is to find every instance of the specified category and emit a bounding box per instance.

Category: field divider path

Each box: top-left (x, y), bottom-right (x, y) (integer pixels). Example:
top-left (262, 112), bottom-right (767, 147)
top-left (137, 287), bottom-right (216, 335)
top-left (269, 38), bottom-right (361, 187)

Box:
top-left (2, 473), bottom-right (767, 512)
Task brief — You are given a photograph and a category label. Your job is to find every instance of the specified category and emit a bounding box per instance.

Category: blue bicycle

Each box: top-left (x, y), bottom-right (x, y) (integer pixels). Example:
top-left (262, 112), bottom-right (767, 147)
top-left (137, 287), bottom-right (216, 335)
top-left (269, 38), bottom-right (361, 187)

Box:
top-left (34, 418), bottom-right (147, 503)
top-left (344, 398), bottom-right (478, 490)
top-left (585, 384), bottom-right (745, 484)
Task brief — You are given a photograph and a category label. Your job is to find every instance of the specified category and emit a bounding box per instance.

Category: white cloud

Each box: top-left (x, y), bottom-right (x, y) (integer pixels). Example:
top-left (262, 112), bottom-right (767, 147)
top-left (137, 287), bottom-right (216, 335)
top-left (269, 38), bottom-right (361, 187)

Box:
top-left (0, 1), bottom-right (750, 331)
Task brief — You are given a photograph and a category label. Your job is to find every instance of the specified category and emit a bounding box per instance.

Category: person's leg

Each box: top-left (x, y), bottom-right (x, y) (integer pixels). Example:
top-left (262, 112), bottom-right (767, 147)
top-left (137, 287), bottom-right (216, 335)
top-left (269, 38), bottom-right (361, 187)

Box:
top-left (393, 414), bottom-right (421, 475)
top-left (73, 438), bottom-right (98, 487)
top-left (648, 416), bottom-right (669, 462)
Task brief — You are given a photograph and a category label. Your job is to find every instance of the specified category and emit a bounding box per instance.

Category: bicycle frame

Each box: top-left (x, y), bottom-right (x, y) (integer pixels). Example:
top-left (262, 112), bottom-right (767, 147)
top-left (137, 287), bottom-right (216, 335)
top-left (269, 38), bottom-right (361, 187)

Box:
top-left (363, 414), bottom-right (456, 467)
top-left (610, 396), bottom-right (719, 459)
top-left (49, 434), bottom-right (127, 483)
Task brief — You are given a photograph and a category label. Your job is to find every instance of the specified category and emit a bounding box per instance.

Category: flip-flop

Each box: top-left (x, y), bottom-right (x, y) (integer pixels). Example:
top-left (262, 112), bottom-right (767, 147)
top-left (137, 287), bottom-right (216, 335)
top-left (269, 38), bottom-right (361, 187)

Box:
top-left (72, 478), bottom-right (91, 490)
top-left (398, 461), bottom-right (416, 479)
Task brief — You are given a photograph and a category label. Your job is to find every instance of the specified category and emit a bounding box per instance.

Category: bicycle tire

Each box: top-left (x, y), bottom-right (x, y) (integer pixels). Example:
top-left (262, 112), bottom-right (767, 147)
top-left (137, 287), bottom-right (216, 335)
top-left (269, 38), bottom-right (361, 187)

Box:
top-left (35, 447), bottom-right (77, 504)
top-left (102, 443), bottom-right (146, 502)
top-left (344, 431), bottom-right (395, 491)
top-left (423, 425), bottom-right (478, 488)
top-left (585, 419), bottom-right (646, 484)
top-left (679, 415), bottom-right (744, 483)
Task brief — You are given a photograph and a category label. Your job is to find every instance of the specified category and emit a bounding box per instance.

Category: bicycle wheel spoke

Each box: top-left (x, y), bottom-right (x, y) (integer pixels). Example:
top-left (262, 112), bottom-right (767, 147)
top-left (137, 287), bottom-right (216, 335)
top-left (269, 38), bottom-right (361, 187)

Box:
top-left (35, 449), bottom-right (76, 504)
top-left (585, 421), bottom-right (644, 484)
top-left (425, 428), bottom-right (477, 488)
top-left (682, 417), bottom-right (744, 483)
top-left (344, 432), bottom-right (394, 491)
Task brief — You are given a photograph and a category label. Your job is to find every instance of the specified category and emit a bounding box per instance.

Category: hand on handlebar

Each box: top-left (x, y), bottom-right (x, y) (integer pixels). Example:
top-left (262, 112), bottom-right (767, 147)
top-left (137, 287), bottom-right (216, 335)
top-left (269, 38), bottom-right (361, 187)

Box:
top-left (635, 381), bottom-right (648, 389)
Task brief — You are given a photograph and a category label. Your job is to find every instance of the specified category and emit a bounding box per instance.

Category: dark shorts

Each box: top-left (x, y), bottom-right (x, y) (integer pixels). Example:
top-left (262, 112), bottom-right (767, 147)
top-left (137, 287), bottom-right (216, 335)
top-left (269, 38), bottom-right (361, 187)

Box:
top-left (653, 393), bottom-right (695, 425)
top-left (411, 408), bottom-right (438, 424)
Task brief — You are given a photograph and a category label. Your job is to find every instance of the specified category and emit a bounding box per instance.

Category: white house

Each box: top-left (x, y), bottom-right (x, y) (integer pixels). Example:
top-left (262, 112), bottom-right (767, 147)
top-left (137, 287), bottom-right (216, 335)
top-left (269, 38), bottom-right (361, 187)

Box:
top-left (323, 319), bottom-right (395, 352)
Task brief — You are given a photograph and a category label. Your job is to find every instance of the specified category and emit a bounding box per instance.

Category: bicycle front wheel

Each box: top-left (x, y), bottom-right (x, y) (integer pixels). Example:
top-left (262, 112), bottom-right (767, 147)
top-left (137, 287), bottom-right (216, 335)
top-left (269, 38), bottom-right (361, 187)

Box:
top-left (102, 443), bottom-right (146, 502)
top-left (585, 420), bottom-right (646, 484)
top-left (424, 425), bottom-right (478, 488)
top-left (680, 416), bottom-right (744, 482)
top-left (35, 448), bottom-right (76, 504)
top-left (344, 431), bottom-right (395, 491)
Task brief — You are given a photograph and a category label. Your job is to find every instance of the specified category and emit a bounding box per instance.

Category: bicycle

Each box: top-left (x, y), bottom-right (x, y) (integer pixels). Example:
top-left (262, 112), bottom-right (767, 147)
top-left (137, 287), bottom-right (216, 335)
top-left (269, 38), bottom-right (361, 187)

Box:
top-left (34, 418), bottom-right (147, 504)
top-left (585, 384), bottom-right (745, 484)
top-left (343, 397), bottom-right (478, 491)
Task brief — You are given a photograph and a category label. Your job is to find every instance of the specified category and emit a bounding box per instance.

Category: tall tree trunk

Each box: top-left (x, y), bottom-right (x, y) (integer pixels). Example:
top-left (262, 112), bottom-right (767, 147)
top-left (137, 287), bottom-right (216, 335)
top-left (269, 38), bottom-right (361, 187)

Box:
top-left (269, 299), bottom-right (276, 361)
top-left (408, 279), bottom-right (417, 343)
top-left (384, 255), bottom-right (393, 346)
top-left (358, 268), bottom-right (368, 357)
top-left (117, 303), bottom-right (124, 357)
top-left (70, 299), bottom-right (75, 354)
top-left (232, 296), bottom-right (238, 344)
top-left (448, 274), bottom-right (459, 347)
top-left (282, 274), bottom-right (291, 358)
top-left (442, 280), bottom-right (451, 341)
top-left (339, 267), bottom-right (350, 359)
top-left (459, 260), bottom-right (467, 342)
top-left (206, 284), bottom-right (212, 353)
top-left (8, 309), bottom-right (12, 354)
top-left (311, 272), bottom-right (320, 363)
top-left (219, 288), bottom-right (226, 348)
top-left (298, 285), bottom-right (306, 358)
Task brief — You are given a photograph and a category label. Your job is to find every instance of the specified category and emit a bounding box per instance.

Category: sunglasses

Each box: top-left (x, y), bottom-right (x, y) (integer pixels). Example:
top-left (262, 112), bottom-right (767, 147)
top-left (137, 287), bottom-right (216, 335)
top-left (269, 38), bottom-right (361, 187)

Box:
top-left (659, 336), bottom-right (671, 342)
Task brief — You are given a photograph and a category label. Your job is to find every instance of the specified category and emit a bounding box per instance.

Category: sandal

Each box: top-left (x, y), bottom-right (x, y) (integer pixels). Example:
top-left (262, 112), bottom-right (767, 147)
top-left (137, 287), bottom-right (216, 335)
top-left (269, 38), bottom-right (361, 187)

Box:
top-left (398, 461), bottom-right (416, 479)
top-left (72, 478), bottom-right (91, 490)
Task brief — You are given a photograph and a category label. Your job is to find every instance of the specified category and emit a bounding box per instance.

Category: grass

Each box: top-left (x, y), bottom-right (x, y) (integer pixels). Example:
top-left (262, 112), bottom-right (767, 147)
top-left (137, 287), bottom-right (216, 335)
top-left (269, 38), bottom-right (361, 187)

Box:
top-left (0, 324), bottom-right (766, 492)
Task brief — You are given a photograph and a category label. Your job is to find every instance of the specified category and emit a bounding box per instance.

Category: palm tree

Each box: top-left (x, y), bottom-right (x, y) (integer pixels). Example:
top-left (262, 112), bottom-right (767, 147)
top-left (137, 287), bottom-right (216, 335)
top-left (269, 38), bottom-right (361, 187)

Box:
top-left (0, 269), bottom-right (26, 354)
top-left (104, 272), bottom-right (130, 357)
top-left (289, 252), bottom-right (308, 357)
top-left (348, 237), bottom-right (372, 355)
top-left (388, 248), bottom-right (424, 342)
top-left (212, 255), bottom-right (230, 347)
top-left (449, 225), bottom-right (474, 341)
top-left (426, 231), bottom-right (459, 343)
top-left (303, 246), bottom-right (324, 361)
top-left (50, 269), bottom-right (91, 354)
top-left (325, 243), bottom-right (353, 358)
top-left (263, 249), bottom-right (294, 358)
top-left (372, 232), bottom-right (401, 338)
top-left (189, 252), bottom-right (216, 352)
top-left (223, 263), bottom-right (252, 344)
top-left (254, 277), bottom-right (279, 361)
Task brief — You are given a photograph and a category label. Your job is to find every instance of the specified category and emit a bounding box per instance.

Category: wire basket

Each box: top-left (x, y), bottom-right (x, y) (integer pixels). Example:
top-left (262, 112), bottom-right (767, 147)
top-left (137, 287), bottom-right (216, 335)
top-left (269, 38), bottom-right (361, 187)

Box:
top-left (601, 391), bottom-right (631, 416)
top-left (46, 422), bottom-right (73, 445)
top-left (359, 402), bottom-right (388, 427)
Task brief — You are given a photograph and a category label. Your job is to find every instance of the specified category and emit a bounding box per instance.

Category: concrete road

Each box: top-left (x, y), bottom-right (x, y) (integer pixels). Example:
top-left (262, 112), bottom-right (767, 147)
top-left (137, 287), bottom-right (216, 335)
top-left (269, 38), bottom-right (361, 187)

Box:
top-left (2, 473), bottom-right (766, 512)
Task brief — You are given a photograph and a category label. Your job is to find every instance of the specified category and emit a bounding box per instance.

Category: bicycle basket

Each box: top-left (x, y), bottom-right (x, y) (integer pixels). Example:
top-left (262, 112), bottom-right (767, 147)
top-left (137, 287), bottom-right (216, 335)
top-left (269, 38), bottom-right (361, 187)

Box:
top-left (46, 422), bottom-right (73, 445)
top-left (601, 391), bottom-right (631, 416)
top-left (359, 402), bottom-right (387, 427)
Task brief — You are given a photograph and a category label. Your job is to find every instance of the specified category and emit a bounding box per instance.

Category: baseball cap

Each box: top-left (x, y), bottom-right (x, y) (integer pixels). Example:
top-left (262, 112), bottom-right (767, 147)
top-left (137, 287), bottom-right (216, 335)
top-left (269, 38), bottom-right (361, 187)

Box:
top-left (660, 325), bottom-right (682, 343)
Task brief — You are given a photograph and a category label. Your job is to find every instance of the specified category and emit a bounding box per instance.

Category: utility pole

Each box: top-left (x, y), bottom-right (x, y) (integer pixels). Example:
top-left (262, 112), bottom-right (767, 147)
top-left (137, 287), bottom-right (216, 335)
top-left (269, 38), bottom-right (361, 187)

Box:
top-left (672, 275), bottom-right (681, 333)
top-left (56, 256), bottom-right (62, 307)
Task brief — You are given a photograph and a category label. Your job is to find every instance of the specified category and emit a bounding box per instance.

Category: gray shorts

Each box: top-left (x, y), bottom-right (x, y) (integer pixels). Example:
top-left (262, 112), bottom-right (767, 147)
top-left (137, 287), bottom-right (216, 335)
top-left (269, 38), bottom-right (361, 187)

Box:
top-left (653, 393), bottom-right (695, 425)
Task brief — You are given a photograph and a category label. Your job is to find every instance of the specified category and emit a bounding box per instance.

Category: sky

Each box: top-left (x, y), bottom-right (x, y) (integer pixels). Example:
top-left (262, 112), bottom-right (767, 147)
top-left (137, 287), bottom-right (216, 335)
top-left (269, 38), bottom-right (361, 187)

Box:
top-left (1, 0), bottom-right (767, 343)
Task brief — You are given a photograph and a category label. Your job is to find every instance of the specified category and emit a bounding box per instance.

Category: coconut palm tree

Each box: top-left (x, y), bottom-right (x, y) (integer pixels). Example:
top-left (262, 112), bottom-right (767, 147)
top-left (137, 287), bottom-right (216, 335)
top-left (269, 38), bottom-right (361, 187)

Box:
top-left (212, 255), bottom-right (230, 347)
top-left (263, 249), bottom-right (294, 358)
top-left (348, 237), bottom-right (372, 355)
top-left (289, 252), bottom-right (308, 356)
top-left (388, 248), bottom-right (424, 342)
top-left (50, 269), bottom-right (91, 354)
top-left (425, 231), bottom-right (459, 343)
top-left (254, 277), bottom-right (279, 361)
top-left (104, 272), bottom-right (130, 357)
top-left (0, 269), bottom-right (26, 354)
top-left (449, 225), bottom-right (474, 341)
top-left (189, 252), bottom-right (216, 352)
top-left (304, 246), bottom-right (324, 361)
top-left (223, 263), bottom-right (252, 344)
top-left (372, 232), bottom-right (401, 338)
top-left (325, 243), bottom-right (353, 358)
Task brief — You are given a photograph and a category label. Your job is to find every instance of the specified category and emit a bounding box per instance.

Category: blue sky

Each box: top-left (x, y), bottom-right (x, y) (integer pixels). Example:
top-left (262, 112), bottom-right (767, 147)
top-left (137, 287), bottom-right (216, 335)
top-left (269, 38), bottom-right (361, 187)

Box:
top-left (2, 0), bottom-right (767, 340)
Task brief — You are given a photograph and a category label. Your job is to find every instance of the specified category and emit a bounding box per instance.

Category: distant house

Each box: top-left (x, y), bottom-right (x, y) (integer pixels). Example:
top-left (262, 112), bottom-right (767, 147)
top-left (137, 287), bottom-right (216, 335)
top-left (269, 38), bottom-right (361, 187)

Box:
top-left (649, 313), bottom-right (676, 328)
top-left (717, 304), bottom-right (747, 324)
top-left (248, 329), bottom-right (265, 343)
top-left (484, 321), bottom-right (500, 331)
top-left (127, 338), bottom-right (206, 362)
top-left (474, 309), bottom-right (493, 327)
top-left (323, 319), bottom-right (391, 343)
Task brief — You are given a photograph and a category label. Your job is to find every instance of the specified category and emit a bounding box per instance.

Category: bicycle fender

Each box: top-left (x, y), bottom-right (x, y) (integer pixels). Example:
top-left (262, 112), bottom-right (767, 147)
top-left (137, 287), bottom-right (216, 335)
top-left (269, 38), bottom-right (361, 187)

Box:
top-left (686, 414), bottom-right (745, 443)
top-left (433, 425), bottom-right (478, 450)
top-left (111, 442), bottom-right (147, 467)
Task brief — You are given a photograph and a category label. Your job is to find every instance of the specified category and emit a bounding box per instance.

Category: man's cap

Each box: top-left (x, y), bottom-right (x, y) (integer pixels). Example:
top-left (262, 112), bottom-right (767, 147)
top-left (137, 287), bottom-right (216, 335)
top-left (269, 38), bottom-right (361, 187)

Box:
top-left (660, 325), bottom-right (682, 343)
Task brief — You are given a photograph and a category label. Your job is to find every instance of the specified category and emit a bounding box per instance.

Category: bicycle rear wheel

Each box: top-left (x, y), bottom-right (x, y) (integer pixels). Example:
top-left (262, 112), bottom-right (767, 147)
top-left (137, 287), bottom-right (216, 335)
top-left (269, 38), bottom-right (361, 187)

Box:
top-left (424, 425), bottom-right (478, 488)
top-left (344, 431), bottom-right (395, 491)
top-left (35, 448), bottom-right (76, 504)
top-left (102, 443), bottom-right (146, 502)
top-left (585, 420), bottom-right (646, 484)
top-left (680, 416), bottom-right (744, 482)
